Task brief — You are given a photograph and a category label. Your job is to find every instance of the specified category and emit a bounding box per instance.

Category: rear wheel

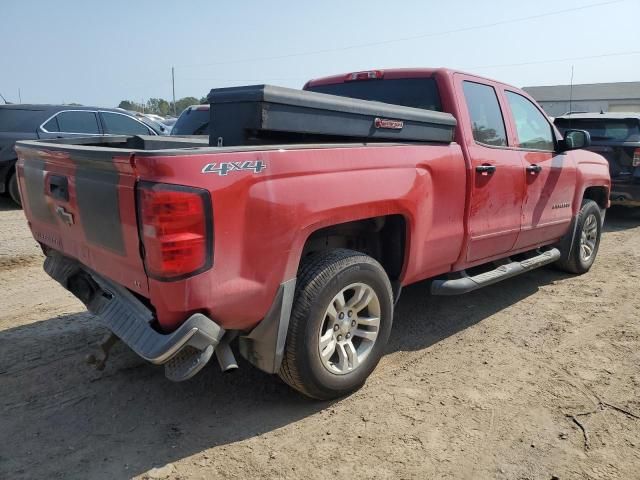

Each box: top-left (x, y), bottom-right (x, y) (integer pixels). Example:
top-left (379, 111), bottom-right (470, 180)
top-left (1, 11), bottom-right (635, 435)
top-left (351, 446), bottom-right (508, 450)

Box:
top-left (555, 199), bottom-right (602, 274)
top-left (279, 249), bottom-right (393, 400)
top-left (8, 171), bottom-right (21, 206)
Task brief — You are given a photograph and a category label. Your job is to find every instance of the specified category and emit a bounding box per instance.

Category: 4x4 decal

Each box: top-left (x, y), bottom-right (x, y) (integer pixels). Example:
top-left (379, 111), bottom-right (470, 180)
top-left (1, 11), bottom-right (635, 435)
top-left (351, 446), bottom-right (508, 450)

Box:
top-left (202, 160), bottom-right (266, 176)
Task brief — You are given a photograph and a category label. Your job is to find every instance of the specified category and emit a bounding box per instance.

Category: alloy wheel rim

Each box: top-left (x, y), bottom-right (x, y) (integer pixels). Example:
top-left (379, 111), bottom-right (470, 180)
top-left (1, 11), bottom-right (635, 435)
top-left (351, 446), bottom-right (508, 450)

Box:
top-left (580, 213), bottom-right (598, 262)
top-left (318, 282), bottom-right (381, 375)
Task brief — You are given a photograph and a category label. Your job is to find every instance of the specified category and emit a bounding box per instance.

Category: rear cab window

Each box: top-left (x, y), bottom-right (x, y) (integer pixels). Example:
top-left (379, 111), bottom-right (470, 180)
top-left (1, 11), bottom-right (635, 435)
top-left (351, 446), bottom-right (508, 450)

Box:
top-left (305, 78), bottom-right (442, 111)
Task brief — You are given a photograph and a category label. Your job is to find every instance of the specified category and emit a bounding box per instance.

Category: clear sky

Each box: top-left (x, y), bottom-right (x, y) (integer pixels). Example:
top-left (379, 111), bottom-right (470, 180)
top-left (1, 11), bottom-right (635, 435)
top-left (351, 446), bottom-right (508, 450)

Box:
top-left (2, 0), bottom-right (639, 107)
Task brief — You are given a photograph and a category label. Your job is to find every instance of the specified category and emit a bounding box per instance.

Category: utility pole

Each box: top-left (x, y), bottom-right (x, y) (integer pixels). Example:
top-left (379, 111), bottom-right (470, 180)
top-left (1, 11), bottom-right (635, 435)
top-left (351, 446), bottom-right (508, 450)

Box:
top-left (172, 66), bottom-right (177, 116)
top-left (568, 65), bottom-right (574, 115)
top-left (18, 88), bottom-right (22, 103)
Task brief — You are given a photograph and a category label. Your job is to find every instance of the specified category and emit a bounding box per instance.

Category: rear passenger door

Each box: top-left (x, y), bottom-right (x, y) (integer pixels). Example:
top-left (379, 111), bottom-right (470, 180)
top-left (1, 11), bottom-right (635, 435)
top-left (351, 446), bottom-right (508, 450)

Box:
top-left (504, 91), bottom-right (577, 250)
top-left (38, 110), bottom-right (102, 139)
top-left (456, 76), bottom-right (526, 263)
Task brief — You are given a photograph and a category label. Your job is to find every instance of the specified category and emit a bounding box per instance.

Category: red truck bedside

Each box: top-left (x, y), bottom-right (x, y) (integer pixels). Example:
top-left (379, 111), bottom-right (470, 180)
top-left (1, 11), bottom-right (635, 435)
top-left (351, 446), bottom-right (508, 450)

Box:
top-left (15, 68), bottom-right (610, 399)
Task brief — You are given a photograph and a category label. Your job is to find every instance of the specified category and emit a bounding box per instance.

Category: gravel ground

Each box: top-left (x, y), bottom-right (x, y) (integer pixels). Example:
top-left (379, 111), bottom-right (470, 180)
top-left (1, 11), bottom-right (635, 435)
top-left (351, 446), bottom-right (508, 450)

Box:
top-left (0, 195), bottom-right (639, 480)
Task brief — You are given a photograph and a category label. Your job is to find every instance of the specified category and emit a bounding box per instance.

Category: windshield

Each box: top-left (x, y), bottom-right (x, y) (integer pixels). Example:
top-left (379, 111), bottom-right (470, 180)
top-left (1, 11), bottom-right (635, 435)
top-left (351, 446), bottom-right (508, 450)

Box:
top-left (305, 78), bottom-right (442, 111)
top-left (555, 118), bottom-right (640, 142)
top-left (171, 107), bottom-right (209, 135)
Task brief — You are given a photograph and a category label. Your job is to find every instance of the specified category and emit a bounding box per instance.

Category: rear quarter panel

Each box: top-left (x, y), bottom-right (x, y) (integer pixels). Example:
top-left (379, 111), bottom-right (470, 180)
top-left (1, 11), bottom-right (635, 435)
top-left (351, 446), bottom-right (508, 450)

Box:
top-left (135, 143), bottom-right (467, 331)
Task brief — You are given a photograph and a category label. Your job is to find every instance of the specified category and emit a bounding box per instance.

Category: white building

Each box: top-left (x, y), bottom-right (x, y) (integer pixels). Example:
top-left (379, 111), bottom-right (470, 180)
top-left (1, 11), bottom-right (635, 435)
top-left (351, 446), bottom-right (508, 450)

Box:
top-left (523, 81), bottom-right (640, 117)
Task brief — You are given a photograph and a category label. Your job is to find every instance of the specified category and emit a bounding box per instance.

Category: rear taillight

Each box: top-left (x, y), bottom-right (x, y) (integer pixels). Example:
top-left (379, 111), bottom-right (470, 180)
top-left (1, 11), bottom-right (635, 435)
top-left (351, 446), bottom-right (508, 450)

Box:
top-left (345, 70), bottom-right (384, 82)
top-left (633, 148), bottom-right (640, 167)
top-left (137, 182), bottom-right (213, 281)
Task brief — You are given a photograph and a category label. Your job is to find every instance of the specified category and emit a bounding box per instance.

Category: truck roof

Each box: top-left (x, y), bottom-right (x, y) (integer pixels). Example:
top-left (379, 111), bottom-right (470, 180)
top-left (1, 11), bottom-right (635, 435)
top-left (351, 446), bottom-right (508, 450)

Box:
top-left (304, 67), bottom-right (505, 89)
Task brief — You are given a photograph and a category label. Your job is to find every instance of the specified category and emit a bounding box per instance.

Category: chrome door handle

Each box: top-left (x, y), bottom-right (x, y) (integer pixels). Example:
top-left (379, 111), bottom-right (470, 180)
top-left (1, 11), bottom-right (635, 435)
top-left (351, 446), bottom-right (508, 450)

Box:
top-left (476, 164), bottom-right (496, 175)
top-left (527, 164), bottom-right (542, 174)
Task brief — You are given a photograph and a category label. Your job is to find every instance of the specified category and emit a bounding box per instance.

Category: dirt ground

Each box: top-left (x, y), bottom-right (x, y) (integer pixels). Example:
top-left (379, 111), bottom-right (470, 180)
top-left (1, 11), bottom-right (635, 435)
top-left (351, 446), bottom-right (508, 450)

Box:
top-left (0, 195), bottom-right (639, 480)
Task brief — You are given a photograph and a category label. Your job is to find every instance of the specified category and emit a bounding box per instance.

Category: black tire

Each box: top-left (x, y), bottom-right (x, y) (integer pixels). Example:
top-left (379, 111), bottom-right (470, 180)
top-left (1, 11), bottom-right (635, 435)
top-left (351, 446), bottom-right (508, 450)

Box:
top-left (8, 170), bottom-right (21, 207)
top-left (279, 249), bottom-right (393, 400)
top-left (555, 199), bottom-right (602, 274)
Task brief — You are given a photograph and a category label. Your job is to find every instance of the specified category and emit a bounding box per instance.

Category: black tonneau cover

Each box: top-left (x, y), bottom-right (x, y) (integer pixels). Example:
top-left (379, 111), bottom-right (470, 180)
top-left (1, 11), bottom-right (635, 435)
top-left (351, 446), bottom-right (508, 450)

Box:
top-left (207, 84), bottom-right (457, 147)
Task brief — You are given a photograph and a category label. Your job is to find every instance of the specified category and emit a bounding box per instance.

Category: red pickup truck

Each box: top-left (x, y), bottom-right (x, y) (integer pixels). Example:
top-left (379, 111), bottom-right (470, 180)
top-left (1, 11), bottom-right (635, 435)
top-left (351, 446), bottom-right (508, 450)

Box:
top-left (15, 68), bottom-right (610, 399)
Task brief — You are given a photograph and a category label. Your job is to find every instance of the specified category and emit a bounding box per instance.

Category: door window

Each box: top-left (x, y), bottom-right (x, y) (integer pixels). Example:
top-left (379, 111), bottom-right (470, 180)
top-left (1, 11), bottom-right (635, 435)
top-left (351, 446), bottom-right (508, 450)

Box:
top-left (42, 116), bottom-right (60, 132)
top-left (462, 81), bottom-right (507, 147)
top-left (101, 112), bottom-right (150, 135)
top-left (506, 91), bottom-right (554, 151)
top-left (55, 111), bottom-right (101, 134)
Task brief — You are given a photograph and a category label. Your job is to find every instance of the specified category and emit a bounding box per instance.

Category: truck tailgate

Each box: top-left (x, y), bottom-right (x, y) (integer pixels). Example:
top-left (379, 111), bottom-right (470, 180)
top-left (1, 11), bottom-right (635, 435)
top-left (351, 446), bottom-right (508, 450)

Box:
top-left (15, 143), bottom-right (149, 295)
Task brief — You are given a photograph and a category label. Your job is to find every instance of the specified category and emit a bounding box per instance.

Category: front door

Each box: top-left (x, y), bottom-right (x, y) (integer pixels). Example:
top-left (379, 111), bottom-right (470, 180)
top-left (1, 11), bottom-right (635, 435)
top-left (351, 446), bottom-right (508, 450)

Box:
top-left (457, 77), bottom-right (526, 263)
top-left (503, 91), bottom-right (577, 250)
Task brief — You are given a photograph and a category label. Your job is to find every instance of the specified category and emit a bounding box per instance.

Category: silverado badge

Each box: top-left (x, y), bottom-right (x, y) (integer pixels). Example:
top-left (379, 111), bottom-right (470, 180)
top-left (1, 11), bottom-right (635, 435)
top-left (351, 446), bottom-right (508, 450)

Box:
top-left (202, 160), bottom-right (266, 176)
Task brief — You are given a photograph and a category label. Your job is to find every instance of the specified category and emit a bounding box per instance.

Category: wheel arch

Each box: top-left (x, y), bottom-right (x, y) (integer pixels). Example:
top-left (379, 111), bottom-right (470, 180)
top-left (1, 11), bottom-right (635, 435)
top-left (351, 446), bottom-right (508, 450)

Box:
top-left (297, 214), bottom-right (409, 298)
top-left (582, 185), bottom-right (609, 210)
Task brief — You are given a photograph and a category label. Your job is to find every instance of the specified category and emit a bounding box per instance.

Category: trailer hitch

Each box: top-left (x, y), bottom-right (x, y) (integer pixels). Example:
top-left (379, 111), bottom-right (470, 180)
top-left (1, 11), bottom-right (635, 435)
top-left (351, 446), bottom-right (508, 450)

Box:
top-left (86, 333), bottom-right (119, 371)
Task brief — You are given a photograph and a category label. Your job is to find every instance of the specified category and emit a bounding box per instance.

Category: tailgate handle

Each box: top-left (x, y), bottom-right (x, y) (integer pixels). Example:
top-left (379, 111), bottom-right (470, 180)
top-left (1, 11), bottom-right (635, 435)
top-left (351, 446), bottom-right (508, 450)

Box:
top-left (48, 175), bottom-right (69, 201)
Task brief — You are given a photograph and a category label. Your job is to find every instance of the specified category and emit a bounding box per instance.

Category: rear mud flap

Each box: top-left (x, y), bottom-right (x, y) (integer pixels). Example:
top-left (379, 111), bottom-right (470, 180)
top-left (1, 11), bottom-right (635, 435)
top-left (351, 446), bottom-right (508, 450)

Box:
top-left (238, 278), bottom-right (296, 374)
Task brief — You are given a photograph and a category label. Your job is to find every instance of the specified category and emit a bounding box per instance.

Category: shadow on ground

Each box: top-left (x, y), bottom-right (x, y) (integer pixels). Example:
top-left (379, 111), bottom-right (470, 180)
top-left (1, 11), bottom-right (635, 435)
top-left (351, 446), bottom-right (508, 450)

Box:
top-left (604, 205), bottom-right (640, 232)
top-left (0, 262), bottom-right (573, 479)
top-left (0, 195), bottom-right (20, 212)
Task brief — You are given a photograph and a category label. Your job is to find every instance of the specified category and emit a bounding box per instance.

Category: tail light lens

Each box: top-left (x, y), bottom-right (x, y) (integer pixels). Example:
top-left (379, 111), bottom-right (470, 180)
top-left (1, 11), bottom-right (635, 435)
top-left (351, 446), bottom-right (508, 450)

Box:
top-left (633, 148), bottom-right (640, 167)
top-left (137, 182), bottom-right (213, 281)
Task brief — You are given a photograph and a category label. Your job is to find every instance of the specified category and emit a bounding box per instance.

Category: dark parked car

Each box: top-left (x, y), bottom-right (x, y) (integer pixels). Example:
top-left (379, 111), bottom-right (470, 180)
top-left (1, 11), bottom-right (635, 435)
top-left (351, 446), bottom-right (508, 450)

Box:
top-left (555, 113), bottom-right (640, 207)
top-left (0, 104), bottom-right (160, 205)
top-left (170, 105), bottom-right (209, 136)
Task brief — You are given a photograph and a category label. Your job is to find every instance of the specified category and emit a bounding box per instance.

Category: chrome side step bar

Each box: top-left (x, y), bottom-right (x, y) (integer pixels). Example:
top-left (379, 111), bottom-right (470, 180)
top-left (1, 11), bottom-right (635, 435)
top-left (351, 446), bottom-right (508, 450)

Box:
top-left (431, 248), bottom-right (561, 296)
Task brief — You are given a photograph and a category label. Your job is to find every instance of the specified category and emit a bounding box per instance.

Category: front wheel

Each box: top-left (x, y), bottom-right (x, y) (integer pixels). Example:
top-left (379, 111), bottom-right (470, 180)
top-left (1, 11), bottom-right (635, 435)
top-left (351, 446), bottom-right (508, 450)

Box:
top-left (555, 199), bottom-right (603, 274)
top-left (279, 249), bottom-right (394, 400)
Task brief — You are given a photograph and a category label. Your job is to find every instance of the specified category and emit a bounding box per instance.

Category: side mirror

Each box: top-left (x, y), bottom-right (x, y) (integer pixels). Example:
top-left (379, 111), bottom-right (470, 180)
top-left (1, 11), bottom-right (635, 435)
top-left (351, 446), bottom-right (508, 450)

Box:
top-left (561, 129), bottom-right (591, 151)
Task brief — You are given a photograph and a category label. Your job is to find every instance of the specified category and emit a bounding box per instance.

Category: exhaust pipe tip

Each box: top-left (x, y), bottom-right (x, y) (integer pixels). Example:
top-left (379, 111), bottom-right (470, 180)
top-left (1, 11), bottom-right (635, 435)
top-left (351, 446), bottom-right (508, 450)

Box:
top-left (215, 341), bottom-right (239, 372)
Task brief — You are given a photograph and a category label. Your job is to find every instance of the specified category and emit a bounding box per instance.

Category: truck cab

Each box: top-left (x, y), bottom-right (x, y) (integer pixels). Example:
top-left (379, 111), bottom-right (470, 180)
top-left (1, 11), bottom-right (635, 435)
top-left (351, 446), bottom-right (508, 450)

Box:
top-left (306, 68), bottom-right (609, 269)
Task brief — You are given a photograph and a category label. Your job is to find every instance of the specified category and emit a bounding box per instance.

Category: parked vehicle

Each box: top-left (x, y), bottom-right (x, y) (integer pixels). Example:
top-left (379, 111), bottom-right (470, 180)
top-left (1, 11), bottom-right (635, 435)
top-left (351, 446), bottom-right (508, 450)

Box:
top-left (142, 113), bottom-right (166, 124)
top-left (160, 117), bottom-right (177, 134)
top-left (133, 113), bottom-right (171, 136)
top-left (0, 104), bottom-right (159, 205)
top-left (555, 112), bottom-right (640, 207)
top-left (170, 105), bottom-right (209, 136)
top-left (15, 68), bottom-right (610, 399)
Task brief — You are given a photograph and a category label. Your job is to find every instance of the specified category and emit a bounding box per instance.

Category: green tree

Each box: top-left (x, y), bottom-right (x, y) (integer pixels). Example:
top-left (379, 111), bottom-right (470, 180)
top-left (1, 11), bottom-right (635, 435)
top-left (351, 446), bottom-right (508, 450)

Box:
top-left (172, 96), bottom-right (201, 115)
top-left (146, 98), bottom-right (171, 116)
top-left (118, 100), bottom-right (140, 112)
top-left (118, 96), bottom-right (204, 117)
